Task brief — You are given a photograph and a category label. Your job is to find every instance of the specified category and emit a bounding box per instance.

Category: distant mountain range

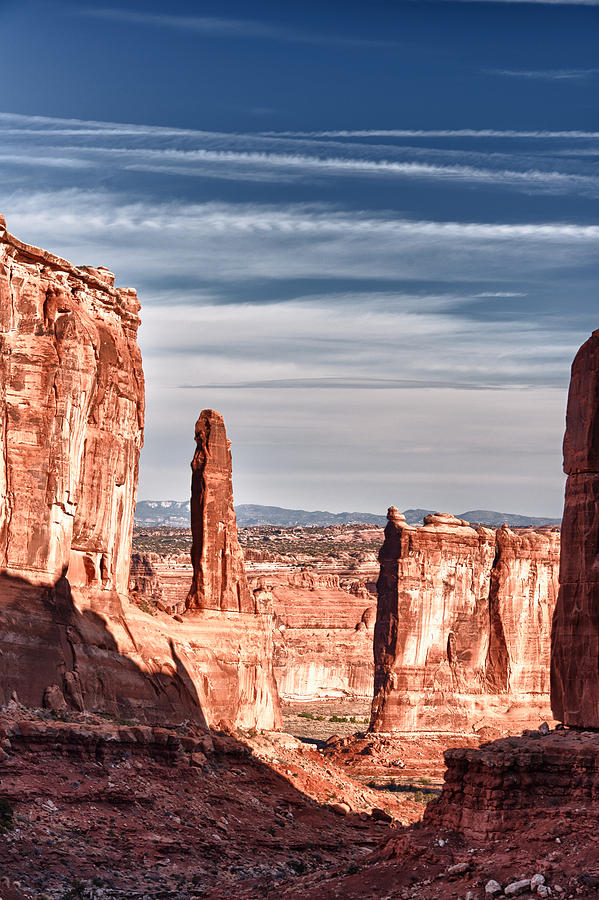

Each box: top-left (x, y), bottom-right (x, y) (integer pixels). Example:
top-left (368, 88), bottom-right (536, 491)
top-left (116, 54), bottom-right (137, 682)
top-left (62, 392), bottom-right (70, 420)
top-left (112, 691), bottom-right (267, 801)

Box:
top-left (135, 501), bottom-right (191, 526)
top-left (235, 505), bottom-right (385, 527)
top-left (134, 500), bottom-right (561, 529)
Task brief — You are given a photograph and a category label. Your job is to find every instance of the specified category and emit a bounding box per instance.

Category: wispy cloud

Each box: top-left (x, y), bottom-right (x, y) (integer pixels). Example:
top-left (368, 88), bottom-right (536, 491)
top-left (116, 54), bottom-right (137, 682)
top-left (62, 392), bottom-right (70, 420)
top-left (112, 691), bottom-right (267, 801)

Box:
top-left (1, 112), bottom-right (597, 196)
top-left (139, 296), bottom-right (578, 388)
top-left (0, 107), bottom-right (593, 515)
top-left (0, 153), bottom-right (92, 169)
top-left (179, 376), bottom-right (507, 391)
top-left (3, 190), bottom-right (598, 300)
top-left (0, 186), bottom-right (581, 515)
top-left (136, 292), bottom-right (578, 513)
top-left (7, 190), bottom-right (599, 245)
top-left (73, 8), bottom-right (398, 48)
top-left (121, 149), bottom-right (599, 194)
top-left (39, 145), bottom-right (598, 194)
top-left (136, 296), bottom-right (574, 511)
top-left (4, 113), bottom-right (599, 143)
top-left (271, 128), bottom-right (599, 139)
top-left (474, 291), bottom-right (529, 297)
top-left (488, 68), bottom-right (599, 80)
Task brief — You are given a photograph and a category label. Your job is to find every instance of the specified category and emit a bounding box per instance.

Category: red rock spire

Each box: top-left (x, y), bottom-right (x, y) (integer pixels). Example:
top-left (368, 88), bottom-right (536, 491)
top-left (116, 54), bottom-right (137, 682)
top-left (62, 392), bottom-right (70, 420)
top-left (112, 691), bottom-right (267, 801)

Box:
top-left (186, 410), bottom-right (254, 612)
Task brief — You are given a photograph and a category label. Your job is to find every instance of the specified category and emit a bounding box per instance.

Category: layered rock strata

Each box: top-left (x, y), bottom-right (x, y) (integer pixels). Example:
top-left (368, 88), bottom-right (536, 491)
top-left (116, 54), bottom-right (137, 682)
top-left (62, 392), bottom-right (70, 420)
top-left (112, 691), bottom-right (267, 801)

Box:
top-left (183, 408), bottom-right (281, 728)
top-left (371, 508), bottom-right (559, 733)
top-left (126, 548), bottom-right (377, 703)
top-left (0, 219), bottom-right (279, 730)
top-left (0, 214), bottom-right (143, 602)
top-left (425, 728), bottom-right (599, 841)
top-left (269, 570), bottom-right (376, 700)
top-left (129, 552), bottom-right (167, 609)
top-left (551, 329), bottom-right (599, 727)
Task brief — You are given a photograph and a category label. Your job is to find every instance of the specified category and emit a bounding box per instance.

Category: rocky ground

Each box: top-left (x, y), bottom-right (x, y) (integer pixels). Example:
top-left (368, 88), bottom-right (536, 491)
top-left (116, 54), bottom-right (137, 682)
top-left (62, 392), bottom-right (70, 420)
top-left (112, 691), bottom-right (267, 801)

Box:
top-left (273, 813), bottom-right (599, 899)
top-left (1, 708), bottom-right (598, 900)
top-left (0, 706), bottom-right (421, 900)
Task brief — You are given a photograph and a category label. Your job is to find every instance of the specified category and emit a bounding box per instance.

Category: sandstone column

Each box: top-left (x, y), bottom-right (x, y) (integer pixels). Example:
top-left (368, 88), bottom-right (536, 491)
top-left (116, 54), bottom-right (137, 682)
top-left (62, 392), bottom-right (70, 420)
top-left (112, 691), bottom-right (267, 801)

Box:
top-left (551, 329), bottom-right (599, 727)
top-left (186, 410), bottom-right (254, 612)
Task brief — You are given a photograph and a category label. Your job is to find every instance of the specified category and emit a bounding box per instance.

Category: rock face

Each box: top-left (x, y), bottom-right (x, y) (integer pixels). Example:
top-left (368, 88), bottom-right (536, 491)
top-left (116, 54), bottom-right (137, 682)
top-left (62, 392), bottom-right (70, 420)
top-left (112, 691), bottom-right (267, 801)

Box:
top-left (129, 552), bottom-right (165, 601)
top-left (426, 729), bottom-right (599, 841)
top-left (269, 570), bottom-right (375, 700)
top-left (183, 408), bottom-right (281, 728)
top-left (551, 329), bottom-right (599, 727)
top-left (187, 410), bottom-right (253, 613)
top-left (371, 508), bottom-right (559, 733)
top-left (0, 214), bottom-right (143, 601)
top-left (0, 218), bottom-right (280, 730)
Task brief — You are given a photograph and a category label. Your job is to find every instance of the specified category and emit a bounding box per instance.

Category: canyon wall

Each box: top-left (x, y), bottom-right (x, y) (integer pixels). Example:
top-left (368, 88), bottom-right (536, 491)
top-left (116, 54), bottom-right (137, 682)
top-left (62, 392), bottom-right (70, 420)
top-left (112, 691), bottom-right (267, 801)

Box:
top-left (371, 508), bottom-right (559, 733)
top-left (269, 570), bottom-right (375, 700)
top-left (551, 329), bottom-right (599, 727)
top-left (0, 214), bottom-right (143, 602)
top-left (130, 508), bottom-right (559, 718)
top-left (0, 218), bottom-right (279, 730)
top-left (129, 551), bottom-right (378, 703)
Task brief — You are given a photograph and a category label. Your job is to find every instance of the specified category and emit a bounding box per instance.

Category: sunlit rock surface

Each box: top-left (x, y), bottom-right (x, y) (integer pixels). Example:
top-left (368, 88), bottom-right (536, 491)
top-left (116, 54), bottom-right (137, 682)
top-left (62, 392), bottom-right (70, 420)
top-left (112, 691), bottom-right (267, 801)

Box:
top-left (186, 409), bottom-right (254, 613)
top-left (185, 408), bottom-right (281, 728)
top-left (269, 570), bottom-right (375, 700)
top-left (0, 218), bottom-right (280, 730)
top-left (0, 215), bottom-right (143, 600)
top-left (371, 508), bottom-right (559, 733)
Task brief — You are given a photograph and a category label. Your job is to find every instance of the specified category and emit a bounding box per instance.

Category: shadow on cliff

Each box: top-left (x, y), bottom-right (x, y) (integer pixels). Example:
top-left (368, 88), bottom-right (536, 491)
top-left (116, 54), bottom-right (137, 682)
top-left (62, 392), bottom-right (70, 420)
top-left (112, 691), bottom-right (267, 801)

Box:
top-left (0, 572), bottom-right (207, 727)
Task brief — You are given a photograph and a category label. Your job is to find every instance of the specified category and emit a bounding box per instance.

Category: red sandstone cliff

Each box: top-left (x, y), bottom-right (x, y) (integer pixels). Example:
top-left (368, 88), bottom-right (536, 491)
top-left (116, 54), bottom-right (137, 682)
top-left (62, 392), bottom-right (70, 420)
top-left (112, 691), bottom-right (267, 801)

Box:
top-left (416, 330), bottom-right (599, 866)
top-left (371, 508), bottom-right (559, 733)
top-left (0, 214), bottom-right (143, 600)
top-left (0, 219), bottom-right (280, 730)
top-left (268, 569), bottom-right (375, 700)
top-left (551, 329), bottom-right (599, 727)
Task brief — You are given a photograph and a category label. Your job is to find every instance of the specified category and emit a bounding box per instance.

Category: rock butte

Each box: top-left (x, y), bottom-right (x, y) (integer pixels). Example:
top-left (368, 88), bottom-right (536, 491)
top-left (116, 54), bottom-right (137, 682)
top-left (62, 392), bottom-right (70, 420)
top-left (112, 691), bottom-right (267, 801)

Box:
top-left (371, 507), bottom-right (560, 733)
top-left (551, 328), bottom-right (599, 727)
top-left (0, 217), bottom-right (279, 730)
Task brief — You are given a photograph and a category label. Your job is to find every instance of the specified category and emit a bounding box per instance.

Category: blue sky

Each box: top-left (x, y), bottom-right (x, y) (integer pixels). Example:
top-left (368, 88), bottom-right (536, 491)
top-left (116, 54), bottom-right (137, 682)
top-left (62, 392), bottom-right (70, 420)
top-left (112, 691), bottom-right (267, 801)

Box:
top-left (1, 0), bottom-right (598, 516)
